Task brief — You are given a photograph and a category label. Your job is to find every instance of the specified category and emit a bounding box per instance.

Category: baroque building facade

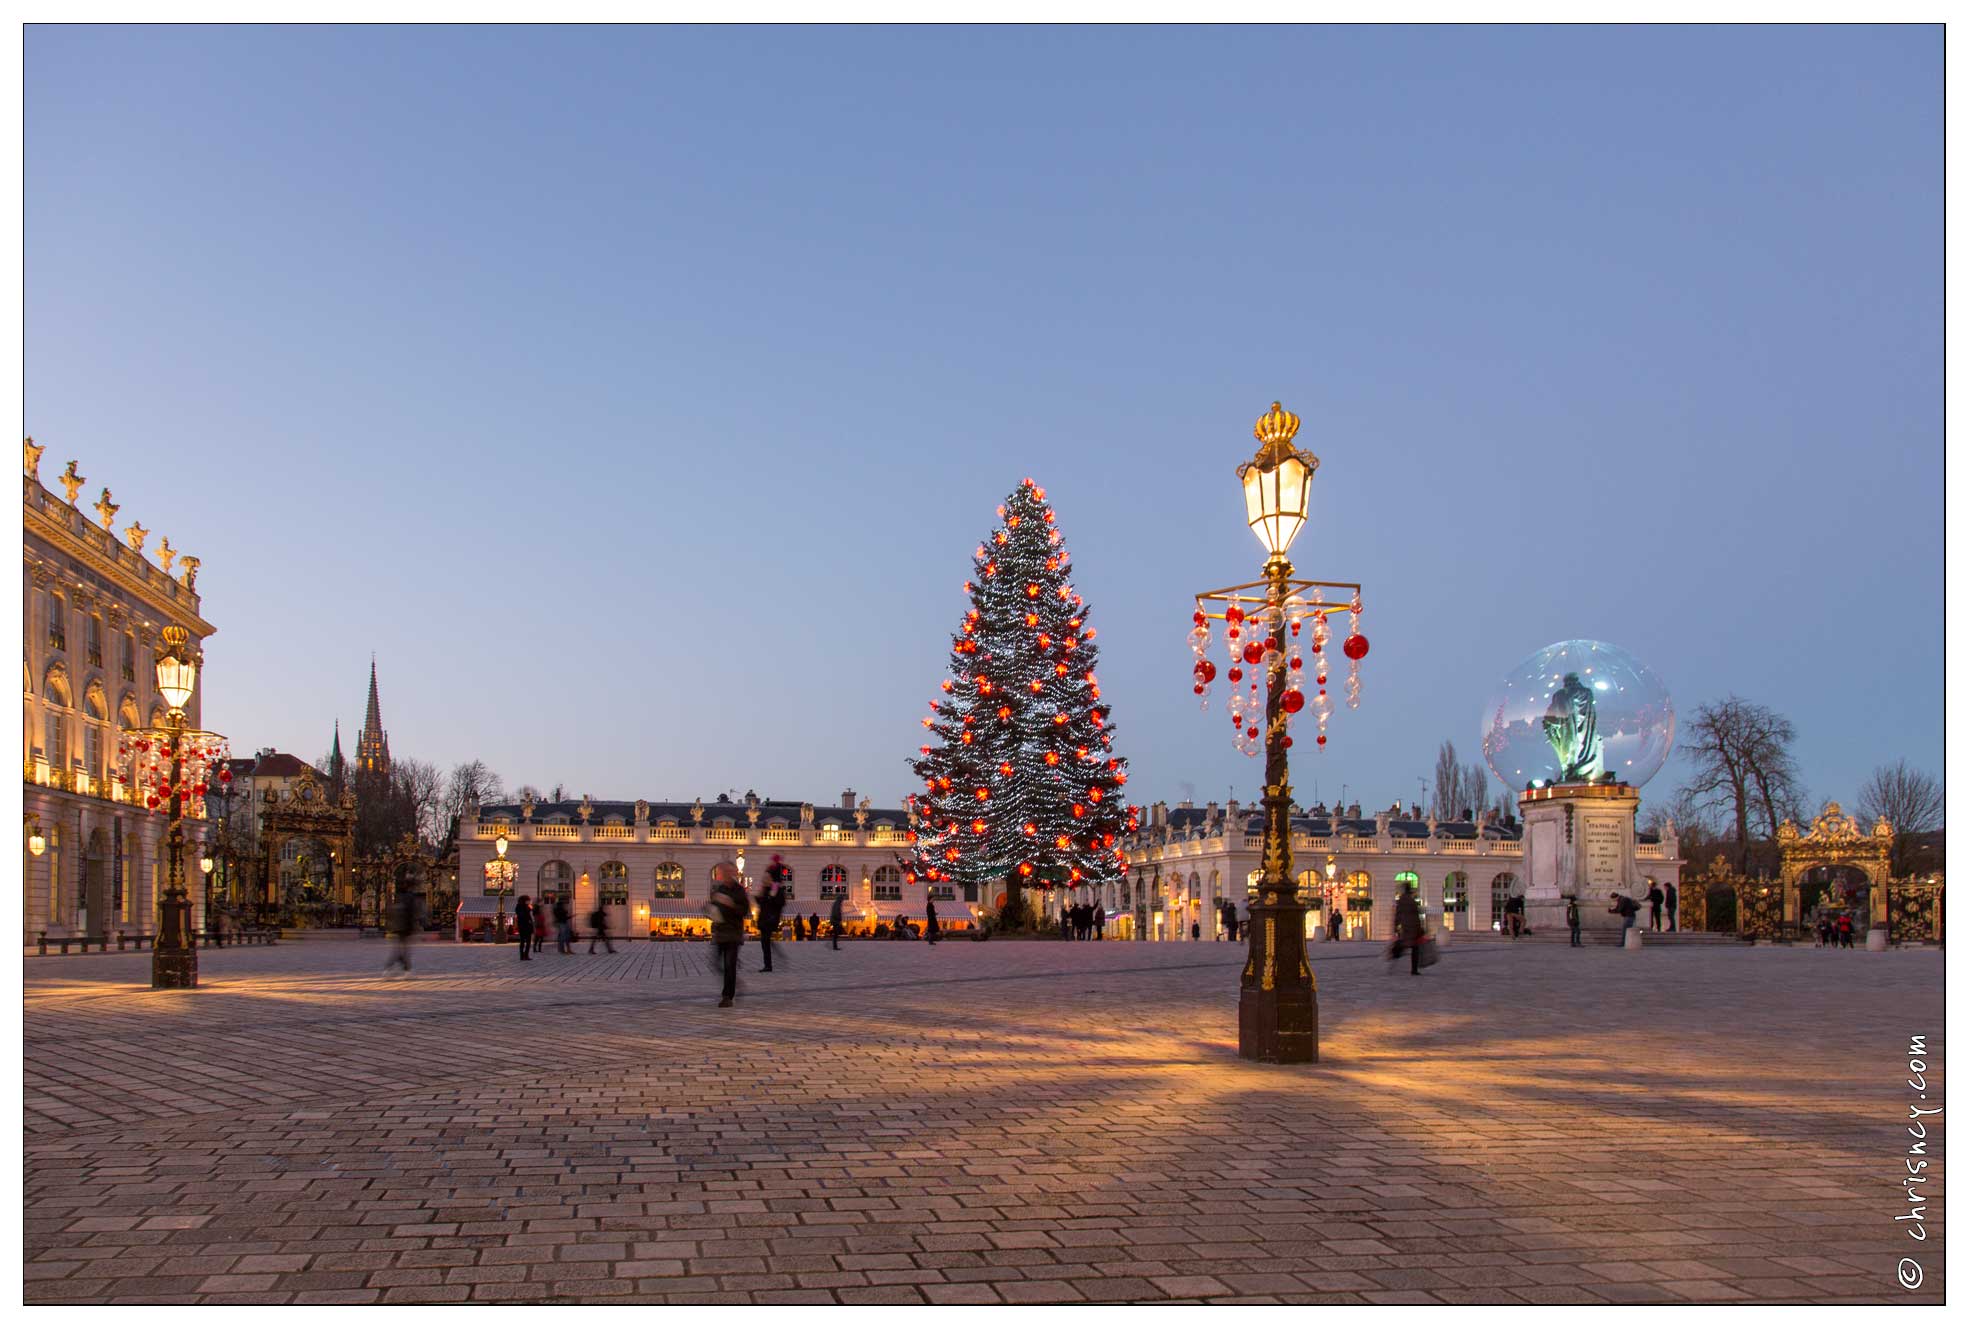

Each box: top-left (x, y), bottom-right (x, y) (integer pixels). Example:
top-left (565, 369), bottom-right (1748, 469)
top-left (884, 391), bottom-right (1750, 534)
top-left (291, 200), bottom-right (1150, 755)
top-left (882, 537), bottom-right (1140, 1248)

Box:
top-left (1114, 799), bottom-right (1683, 942)
top-left (21, 439), bottom-right (215, 942)
top-left (459, 791), bottom-right (934, 938)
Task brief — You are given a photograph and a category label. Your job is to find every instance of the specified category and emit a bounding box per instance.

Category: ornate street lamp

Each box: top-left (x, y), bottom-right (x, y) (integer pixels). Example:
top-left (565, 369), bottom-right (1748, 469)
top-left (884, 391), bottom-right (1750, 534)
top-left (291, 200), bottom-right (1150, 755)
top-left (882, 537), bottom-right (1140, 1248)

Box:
top-left (487, 833), bottom-right (516, 942)
top-left (26, 815), bottom-right (46, 857)
top-left (118, 625), bottom-right (228, 989)
top-left (1187, 403), bottom-right (1371, 1063)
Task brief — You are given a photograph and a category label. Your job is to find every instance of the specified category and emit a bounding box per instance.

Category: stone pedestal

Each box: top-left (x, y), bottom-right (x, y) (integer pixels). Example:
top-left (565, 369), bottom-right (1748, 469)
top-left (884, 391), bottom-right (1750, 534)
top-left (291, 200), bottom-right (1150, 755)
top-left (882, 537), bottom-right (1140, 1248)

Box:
top-left (1867, 928), bottom-right (1888, 952)
top-left (1624, 927), bottom-right (1643, 950)
top-left (1520, 782), bottom-right (1643, 938)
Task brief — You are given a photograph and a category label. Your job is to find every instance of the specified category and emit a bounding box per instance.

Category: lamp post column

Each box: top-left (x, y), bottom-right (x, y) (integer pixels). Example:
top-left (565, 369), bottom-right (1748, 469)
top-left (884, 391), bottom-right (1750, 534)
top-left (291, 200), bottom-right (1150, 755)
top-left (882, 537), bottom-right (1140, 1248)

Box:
top-left (1238, 552), bottom-right (1316, 1062)
top-left (153, 715), bottom-right (197, 989)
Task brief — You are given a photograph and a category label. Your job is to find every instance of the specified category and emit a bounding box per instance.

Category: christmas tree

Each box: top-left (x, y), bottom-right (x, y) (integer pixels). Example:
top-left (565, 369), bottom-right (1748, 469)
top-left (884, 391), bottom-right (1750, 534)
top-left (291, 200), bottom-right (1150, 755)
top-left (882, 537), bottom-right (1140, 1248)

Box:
top-left (906, 478), bottom-right (1137, 926)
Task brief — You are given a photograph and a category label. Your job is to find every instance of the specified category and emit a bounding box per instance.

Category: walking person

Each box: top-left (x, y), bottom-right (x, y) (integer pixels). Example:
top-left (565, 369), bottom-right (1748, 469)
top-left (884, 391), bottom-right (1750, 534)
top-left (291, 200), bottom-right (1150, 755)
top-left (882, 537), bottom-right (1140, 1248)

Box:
top-left (1838, 912), bottom-right (1855, 949)
top-left (1665, 881), bottom-right (1679, 932)
top-left (1190, 920), bottom-right (1200, 941)
top-left (587, 901), bottom-right (615, 954)
top-left (809, 911), bottom-right (820, 941)
top-left (1817, 913), bottom-right (1831, 947)
top-left (707, 864), bottom-right (750, 1007)
top-left (1646, 881), bottom-right (1664, 931)
top-left (384, 890), bottom-right (422, 976)
top-left (532, 897), bottom-right (550, 956)
top-left (925, 896), bottom-right (940, 945)
top-left (753, 854), bottom-right (789, 972)
top-left (1094, 902), bottom-right (1105, 941)
top-left (1391, 882), bottom-right (1425, 976)
top-left (793, 914), bottom-right (806, 942)
top-left (1061, 904), bottom-right (1073, 941)
top-left (553, 895), bottom-right (574, 954)
top-left (1566, 895), bottom-right (1582, 947)
top-left (514, 894), bottom-right (533, 962)
top-left (828, 892), bottom-right (844, 951)
top-left (1329, 907), bottom-right (1343, 941)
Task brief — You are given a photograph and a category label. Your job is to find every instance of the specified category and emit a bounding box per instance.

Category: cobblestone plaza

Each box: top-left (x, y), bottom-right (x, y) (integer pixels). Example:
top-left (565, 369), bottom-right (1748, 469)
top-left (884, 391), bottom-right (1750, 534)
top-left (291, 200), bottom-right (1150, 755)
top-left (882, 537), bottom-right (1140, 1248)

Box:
top-left (23, 936), bottom-right (1944, 1305)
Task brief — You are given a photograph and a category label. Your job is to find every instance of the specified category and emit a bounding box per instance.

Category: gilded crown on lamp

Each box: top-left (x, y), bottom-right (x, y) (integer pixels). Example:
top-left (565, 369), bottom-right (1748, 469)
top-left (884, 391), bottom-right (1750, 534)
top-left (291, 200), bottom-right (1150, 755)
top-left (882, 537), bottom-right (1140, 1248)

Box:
top-left (1253, 401), bottom-right (1301, 446)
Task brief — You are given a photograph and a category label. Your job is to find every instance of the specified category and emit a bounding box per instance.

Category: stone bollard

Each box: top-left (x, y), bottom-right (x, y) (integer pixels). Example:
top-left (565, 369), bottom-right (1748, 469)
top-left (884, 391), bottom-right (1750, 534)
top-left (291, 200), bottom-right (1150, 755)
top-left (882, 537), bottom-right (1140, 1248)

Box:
top-left (1867, 928), bottom-right (1888, 952)
top-left (1624, 927), bottom-right (1643, 950)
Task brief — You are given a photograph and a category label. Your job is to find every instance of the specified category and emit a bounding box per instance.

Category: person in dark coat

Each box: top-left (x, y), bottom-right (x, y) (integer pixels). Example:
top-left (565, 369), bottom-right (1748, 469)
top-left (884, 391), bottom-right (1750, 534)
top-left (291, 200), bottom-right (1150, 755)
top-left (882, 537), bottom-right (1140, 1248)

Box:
top-left (809, 911), bottom-right (820, 939)
top-left (828, 894), bottom-right (844, 950)
top-left (552, 896), bottom-right (574, 954)
top-left (1665, 882), bottom-right (1679, 931)
top-left (532, 898), bottom-right (550, 956)
top-left (514, 894), bottom-right (533, 961)
top-left (707, 865), bottom-right (751, 1007)
top-left (1094, 903), bottom-right (1106, 940)
top-left (1566, 895), bottom-right (1582, 947)
top-left (1328, 908), bottom-right (1343, 941)
top-left (384, 890), bottom-right (423, 975)
top-left (1391, 883), bottom-right (1425, 975)
top-left (756, 854), bottom-right (789, 972)
top-left (588, 901), bottom-right (614, 954)
top-left (1646, 882), bottom-right (1665, 930)
top-left (1609, 891), bottom-right (1639, 940)
top-left (924, 896), bottom-right (940, 945)
top-left (793, 914), bottom-right (806, 942)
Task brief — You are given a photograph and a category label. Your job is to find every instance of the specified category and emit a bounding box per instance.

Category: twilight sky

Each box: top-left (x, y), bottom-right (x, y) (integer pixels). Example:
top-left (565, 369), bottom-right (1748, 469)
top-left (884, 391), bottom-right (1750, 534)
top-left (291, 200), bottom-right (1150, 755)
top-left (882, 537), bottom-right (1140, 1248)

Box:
top-left (26, 24), bottom-right (1940, 818)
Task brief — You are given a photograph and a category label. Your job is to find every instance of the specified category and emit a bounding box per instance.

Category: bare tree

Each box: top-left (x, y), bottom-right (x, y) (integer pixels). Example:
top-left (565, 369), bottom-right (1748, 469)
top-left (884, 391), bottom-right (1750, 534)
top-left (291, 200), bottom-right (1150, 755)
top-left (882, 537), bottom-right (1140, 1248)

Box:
top-left (1462, 760), bottom-right (1488, 820)
top-left (443, 759), bottom-right (504, 825)
top-left (393, 758), bottom-right (447, 848)
top-left (1431, 741), bottom-right (1460, 820)
top-left (1856, 760), bottom-right (1944, 876)
top-left (1678, 696), bottom-right (1805, 872)
top-left (512, 783), bottom-right (545, 806)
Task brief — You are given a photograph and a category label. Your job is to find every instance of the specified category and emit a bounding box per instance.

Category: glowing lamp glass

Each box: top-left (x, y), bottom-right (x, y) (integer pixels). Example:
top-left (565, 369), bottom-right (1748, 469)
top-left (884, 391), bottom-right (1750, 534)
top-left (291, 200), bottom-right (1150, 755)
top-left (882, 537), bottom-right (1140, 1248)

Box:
top-left (156, 651), bottom-right (197, 710)
top-left (1239, 452), bottom-right (1314, 556)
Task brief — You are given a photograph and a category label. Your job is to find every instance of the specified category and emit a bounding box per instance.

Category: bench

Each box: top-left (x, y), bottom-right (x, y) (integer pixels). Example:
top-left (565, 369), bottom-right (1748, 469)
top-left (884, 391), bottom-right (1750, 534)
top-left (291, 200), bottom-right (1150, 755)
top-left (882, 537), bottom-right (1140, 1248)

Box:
top-left (117, 932), bottom-right (156, 951)
top-left (34, 932), bottom-right (110, 955)
top-left (235, 927), bottom-right (279, 945)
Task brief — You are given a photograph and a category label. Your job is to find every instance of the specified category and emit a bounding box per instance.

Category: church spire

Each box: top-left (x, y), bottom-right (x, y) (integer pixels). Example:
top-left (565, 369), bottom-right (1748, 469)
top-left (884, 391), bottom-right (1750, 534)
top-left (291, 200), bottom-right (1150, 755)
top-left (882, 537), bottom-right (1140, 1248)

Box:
top-left (328, 718), bottom-right (345, 791)
top-left (357, 657), bottom-right (391, 776)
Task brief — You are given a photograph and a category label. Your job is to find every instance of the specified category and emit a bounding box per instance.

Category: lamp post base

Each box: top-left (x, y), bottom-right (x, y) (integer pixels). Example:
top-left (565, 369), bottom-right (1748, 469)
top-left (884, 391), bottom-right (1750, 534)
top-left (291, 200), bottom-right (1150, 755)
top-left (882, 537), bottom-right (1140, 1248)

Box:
top-left (152, 890), bottom-right (199, 990)
top-left (1237, 903), bottom-right (1319, 1063)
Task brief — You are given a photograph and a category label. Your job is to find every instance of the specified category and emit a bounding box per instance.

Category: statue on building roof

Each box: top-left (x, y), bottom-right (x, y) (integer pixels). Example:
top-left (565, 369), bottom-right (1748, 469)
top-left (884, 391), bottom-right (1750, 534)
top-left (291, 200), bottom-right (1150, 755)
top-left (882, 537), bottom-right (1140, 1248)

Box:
top-left (94, 488), bottom-right (119, 530)
top-left (24, 436), bottom-right (43, 479)
top-left (156, 536), bottom-right (178, 574)
top-left (58, 460), bottom-right (84, 505)
top-left (178, 555), bottom-right (200, 590)
top-left (124, 519), bottom-right (149, 553)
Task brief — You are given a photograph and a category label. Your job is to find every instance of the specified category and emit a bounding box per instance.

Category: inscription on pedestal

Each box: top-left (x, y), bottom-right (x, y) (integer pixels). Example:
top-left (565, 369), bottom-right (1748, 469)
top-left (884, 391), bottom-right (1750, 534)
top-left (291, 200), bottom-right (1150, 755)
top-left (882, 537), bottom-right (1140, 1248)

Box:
top-left (1583, 822), bottom-right (1622, 889)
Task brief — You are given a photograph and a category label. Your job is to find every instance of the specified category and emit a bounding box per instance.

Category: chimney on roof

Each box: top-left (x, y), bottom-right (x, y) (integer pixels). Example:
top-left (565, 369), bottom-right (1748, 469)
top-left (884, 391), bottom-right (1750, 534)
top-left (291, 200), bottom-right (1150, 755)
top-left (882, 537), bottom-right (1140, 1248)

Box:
top-left (842, 789), bottom-right (856, 810)
top-left (1177, 797), bottom-right (1193, 809)
top-left (1151, 800), bottom-right (1167, 827)
top-left (1206, 800), bottom-right (1219, 823)
top-left (1227, 798), bottom-right (1241, 823)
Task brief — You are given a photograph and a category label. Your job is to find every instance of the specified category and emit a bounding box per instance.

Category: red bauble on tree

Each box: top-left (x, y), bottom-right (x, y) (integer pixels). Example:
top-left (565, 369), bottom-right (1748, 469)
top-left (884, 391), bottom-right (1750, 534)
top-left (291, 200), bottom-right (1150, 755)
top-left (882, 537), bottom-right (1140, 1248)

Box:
top-left (1281, 689), bottom-right (1305, 714)
top-left (1343, 633), bottom-right (1369, 660)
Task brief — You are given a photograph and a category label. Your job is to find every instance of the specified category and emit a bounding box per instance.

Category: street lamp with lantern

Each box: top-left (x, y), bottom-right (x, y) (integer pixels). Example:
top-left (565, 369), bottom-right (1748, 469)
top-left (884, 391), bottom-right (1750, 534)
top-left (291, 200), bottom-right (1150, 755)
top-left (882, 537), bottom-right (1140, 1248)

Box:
top-left (1187, 402), bottom-right (1372, 1063)
top-left (486, 833), bottom-right (516, 942)
top-left (118, 625), bottom-right (228, 989)
top-left (26, 815), bottom-right (46, 858)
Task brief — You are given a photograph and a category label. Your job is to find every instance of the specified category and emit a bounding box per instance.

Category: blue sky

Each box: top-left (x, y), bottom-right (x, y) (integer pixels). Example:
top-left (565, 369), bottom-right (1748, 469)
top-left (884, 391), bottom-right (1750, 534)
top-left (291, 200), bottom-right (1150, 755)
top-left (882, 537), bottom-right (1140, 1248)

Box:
top-left (26, 25), bottom-right (1941, 817)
